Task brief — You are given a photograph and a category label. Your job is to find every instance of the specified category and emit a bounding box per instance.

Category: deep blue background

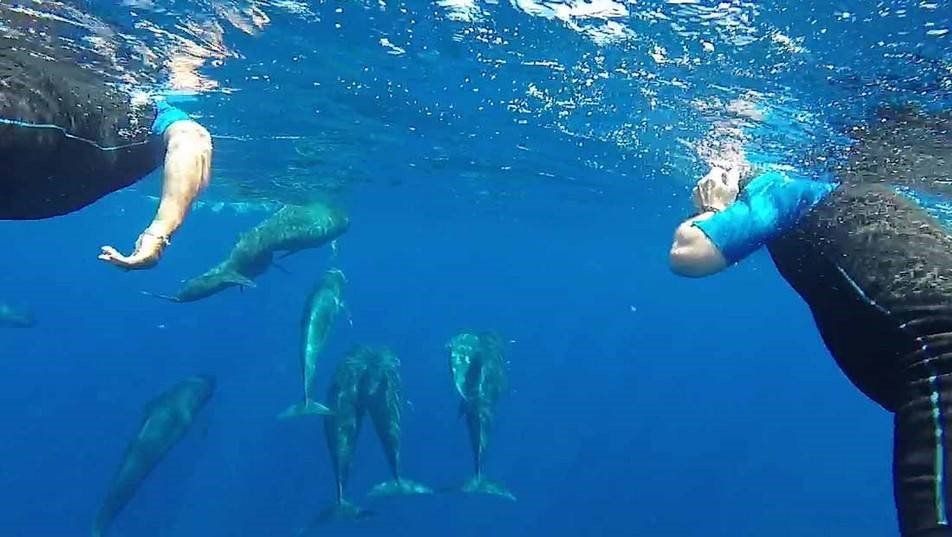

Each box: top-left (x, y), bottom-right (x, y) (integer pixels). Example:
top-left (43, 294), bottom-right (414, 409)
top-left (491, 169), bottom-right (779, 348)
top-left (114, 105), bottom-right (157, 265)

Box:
top-left (5, 0), bottom-right (942, 534)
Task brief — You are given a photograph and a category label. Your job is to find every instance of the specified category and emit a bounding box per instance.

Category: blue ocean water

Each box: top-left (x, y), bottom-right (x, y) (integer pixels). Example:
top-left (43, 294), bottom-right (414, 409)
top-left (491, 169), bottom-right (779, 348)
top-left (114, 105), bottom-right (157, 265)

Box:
top-left (2, 0), bottom-right (950, 535)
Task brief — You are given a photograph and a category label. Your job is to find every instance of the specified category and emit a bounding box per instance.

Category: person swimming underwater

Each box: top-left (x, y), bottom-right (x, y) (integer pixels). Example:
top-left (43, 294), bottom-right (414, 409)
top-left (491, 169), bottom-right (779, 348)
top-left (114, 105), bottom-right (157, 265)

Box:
top-left (0, 34), bottom-right (212, 270)
top-left (669, 104), bottom-right (952, 537)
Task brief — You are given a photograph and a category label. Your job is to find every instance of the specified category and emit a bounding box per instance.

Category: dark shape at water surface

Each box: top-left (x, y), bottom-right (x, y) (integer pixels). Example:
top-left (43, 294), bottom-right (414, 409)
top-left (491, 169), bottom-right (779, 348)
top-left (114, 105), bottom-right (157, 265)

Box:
top-left (0, 302), bottom-right (35, 328)
top-left (146, 202), bottom-right (349, 303)
top-left (92, 375), bottom-right (216, 537)
top-left (447, 331), bottom-right (516, 501)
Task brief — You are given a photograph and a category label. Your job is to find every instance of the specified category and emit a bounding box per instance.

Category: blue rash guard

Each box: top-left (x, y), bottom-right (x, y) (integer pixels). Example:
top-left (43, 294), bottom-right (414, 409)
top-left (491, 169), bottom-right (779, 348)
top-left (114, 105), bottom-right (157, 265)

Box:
top-left (692, 169), bottom-right (952, 266)
top-left (151, 99), bottom-right (191, 137)
top-left (692, 169), bottom-right (839, 265)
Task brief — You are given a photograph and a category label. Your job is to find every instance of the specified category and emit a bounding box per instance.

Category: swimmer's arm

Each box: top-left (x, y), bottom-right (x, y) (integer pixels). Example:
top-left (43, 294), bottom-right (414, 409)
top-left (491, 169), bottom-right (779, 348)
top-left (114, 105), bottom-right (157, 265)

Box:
top-left (669, 171), bottom-right (838, 278)
top-left (98, 120), bottom-right (212, 270)
top-left (669, 212), bottom-right (729, 277)
top-left (148, 120), bottom-right (213, 240)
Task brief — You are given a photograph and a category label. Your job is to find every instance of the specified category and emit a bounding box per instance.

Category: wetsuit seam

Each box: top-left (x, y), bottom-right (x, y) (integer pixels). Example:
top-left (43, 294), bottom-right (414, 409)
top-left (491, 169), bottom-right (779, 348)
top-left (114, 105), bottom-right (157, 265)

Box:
top-left (834, 262), bottom-right (950, 527)
top-left (0, 117), bottom-right (154, 151)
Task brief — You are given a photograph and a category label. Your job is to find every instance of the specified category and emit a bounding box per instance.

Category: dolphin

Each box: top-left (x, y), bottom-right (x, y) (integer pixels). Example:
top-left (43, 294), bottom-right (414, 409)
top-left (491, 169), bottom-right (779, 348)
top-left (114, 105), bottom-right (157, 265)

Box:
top-left (309, 348), bottom-right (375, 527)
top-left (227, 202), bottom-right (349, 267)
top-left (141, 259), bottom-right (260, 303)
top-left (92, 375), bottom-right (216, 537)
top-left (447, 332), bottom-right (515, 501)
top-left (0, 302), bottom-right (35, 327)
top-left (279, 269), bottom-right (346, 419)
top-left (147, 202), bottom-right (349, 303)
top-left (362, 347), bottom-right (433, 497)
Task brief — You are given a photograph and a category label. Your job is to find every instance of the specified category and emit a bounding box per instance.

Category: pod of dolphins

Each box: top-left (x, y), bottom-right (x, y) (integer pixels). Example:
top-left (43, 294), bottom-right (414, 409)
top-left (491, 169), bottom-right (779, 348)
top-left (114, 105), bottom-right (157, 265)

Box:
top-left (58, 202), bottom-right (516, 536)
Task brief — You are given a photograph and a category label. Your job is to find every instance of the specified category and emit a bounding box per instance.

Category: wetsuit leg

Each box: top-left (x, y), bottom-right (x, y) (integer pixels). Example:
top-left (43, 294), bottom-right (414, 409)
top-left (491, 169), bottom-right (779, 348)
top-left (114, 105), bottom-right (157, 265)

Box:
top-left (895, 368), bottom-right (952, 536)
top-left (767, 186), bottom-right (952, 536)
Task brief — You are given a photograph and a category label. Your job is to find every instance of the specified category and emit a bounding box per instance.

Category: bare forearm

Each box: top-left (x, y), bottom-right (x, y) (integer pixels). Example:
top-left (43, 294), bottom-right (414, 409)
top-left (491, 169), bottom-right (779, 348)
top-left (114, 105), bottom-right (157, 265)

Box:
top-left (149, 120), bottom-right (212, 238)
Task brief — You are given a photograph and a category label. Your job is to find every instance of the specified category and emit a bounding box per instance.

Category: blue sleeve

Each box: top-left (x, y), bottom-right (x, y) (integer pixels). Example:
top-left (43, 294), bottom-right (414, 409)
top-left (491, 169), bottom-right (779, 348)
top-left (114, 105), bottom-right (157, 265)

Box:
top-left (692, 170), bottom-right (838, 264)
top-left (151, 100), bottom-right (191, 136)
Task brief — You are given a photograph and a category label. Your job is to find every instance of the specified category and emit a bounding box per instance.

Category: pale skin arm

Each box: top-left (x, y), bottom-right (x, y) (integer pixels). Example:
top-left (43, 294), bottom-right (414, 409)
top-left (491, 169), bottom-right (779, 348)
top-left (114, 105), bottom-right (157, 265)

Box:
top-left (669, 211), bottom-right (728, 277)
top-left (668, 166), bottom-right (741, 278)
top-left (99, 120), bottom-right (212, 270)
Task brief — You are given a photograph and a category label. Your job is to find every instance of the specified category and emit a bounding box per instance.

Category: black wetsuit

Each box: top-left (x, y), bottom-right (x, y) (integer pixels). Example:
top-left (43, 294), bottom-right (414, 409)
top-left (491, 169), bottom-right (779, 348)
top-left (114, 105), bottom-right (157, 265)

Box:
top-left (768, 182), bottom-right (952, 536)
top-left (0, 39), bottom-right (163, 219)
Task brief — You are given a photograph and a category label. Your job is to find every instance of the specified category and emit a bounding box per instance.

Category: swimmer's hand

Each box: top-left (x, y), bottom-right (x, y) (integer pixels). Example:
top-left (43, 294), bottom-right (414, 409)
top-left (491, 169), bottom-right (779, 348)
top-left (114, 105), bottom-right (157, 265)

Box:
top-left (692, 166), bottom-right (741, 213)
top-left (98, 230), bottom-right (169, 270)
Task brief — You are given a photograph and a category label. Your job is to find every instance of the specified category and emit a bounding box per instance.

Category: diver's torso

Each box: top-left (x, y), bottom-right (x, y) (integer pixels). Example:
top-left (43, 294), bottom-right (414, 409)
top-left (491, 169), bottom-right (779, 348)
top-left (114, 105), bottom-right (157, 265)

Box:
top-left (0, 38), bottom-right (162, 219)
top-left (768, 183), bottom-right (952, 411)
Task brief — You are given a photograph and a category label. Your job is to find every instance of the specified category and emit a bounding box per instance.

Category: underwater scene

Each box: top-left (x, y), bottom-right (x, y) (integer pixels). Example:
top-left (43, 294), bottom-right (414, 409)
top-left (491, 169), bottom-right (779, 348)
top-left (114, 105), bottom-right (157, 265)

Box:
top-left (1, 1), bottom-right (952, 536)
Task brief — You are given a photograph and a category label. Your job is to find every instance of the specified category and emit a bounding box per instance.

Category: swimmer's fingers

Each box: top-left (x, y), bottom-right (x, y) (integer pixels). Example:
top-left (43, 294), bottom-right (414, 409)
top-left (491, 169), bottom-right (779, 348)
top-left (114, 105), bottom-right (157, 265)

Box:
top-left (702, 166), bottom-right (728, 184)
top-left (98, 240), bottom-right (161, 270)
top-left (722, 167), bottom-right (741, 191)
top-left (692, 167), bottom-right (720, 208)
top-left (691, 184), bottom-right (704, 211)
top-left (98, 246), bottom-right (133, 270)
top-left (692, 166), bottom-right (740, 213)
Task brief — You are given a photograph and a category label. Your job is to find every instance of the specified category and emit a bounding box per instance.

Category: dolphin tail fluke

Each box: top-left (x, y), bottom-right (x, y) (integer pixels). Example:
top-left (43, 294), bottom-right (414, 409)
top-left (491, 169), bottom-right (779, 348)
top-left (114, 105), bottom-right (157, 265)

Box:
top-left (367, 478), bottom-right (434, 497)
top-left (462, 475), bottom-right (516, 501)
top-left (277, 399), bottom-right (334, 419)
top-left (297, 501), bottom-right (372, 536)
top-left (316, 500), bottom-right (373, 524)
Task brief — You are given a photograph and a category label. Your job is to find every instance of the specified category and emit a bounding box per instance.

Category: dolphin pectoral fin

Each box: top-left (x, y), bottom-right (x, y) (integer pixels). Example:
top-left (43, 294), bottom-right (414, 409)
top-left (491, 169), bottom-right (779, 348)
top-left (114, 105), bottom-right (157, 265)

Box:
top-left (277, 400), bottom-right (334, 420)
top-left (367, 479), bottom-right (434, 497)
top-left (139, 290), bottom-right (181, 303)
top-left (462, 475), bottom-right (516, 501)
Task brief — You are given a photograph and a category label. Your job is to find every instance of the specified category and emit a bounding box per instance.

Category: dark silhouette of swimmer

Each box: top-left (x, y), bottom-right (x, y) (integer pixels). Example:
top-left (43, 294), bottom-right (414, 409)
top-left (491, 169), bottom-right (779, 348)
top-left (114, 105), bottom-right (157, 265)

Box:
top-left (669, 104), bottom-right (952, 537)
top-left (0, 35), bottom-right (212, 270)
